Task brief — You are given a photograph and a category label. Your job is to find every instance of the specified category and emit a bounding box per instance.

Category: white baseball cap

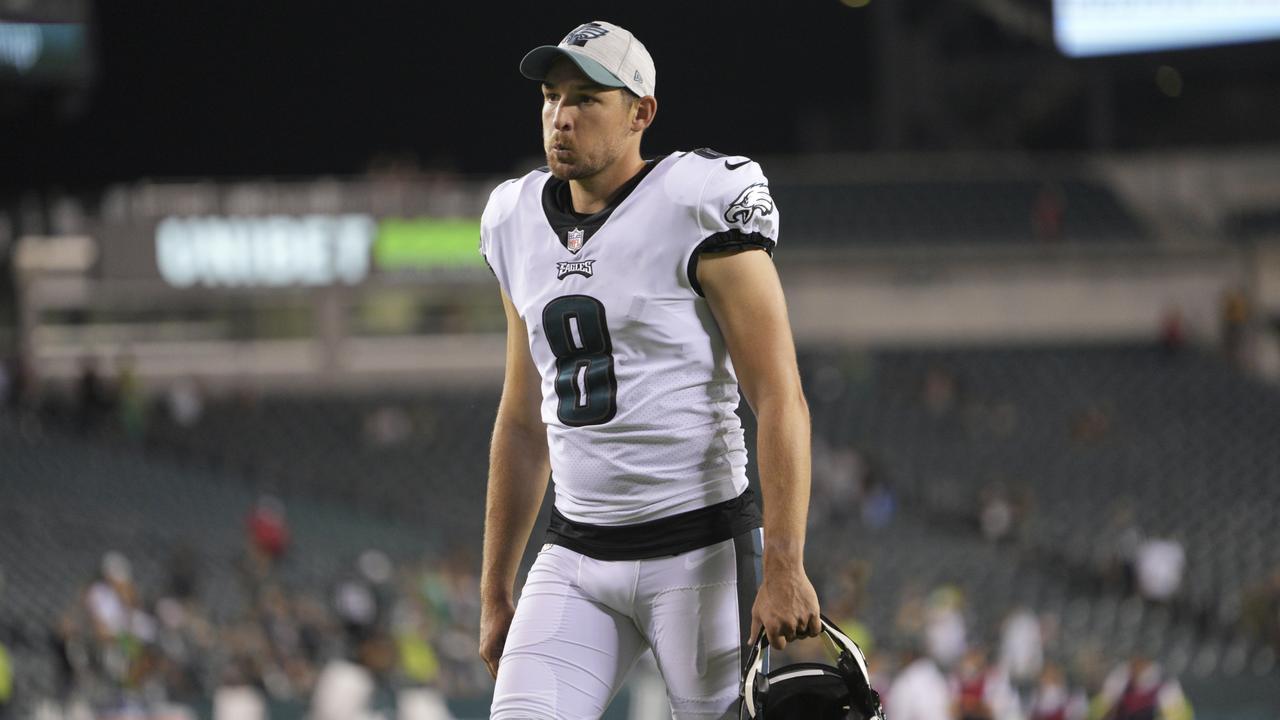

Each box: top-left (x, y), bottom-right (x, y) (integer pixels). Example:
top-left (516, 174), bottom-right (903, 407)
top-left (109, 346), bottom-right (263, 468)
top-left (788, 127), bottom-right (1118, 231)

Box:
top-left (520, 21), bottom-right (656, 98)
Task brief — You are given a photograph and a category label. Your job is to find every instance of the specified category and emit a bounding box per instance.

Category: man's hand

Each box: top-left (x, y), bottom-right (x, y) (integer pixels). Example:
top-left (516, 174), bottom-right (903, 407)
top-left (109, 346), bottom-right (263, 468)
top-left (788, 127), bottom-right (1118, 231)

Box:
top-left (751, 568), bottom-right (821, 651)
top-left (479, 598), bottom-right (516, 679)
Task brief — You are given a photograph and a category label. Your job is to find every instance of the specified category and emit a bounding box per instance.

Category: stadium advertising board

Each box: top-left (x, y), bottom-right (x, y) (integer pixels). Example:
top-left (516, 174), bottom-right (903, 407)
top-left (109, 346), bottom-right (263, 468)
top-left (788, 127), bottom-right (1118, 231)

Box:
top-left (156, 214), bottom-right (376, 288)
top-left (142, 214), bottom-right (483, 288)
top-left (373, 218), bottom-right (484, 271)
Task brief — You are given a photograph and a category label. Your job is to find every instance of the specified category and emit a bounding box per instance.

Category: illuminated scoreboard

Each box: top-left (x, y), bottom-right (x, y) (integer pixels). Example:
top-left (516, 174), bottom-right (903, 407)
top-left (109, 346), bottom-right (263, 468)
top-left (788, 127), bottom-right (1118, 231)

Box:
top-left (1054, 0), bottom-right (1280, 57)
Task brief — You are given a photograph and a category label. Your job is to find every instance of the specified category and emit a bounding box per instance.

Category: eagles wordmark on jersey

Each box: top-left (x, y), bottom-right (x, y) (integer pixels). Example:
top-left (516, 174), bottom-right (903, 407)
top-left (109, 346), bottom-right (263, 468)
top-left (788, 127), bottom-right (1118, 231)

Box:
top-left (480, 148), bottom-right (779, 529)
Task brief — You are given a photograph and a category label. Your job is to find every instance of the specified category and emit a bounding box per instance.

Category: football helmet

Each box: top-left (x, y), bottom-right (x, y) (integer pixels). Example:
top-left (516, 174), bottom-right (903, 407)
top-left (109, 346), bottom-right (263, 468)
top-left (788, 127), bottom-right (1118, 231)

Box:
top-left (739, 615), bottom-right (885, 720)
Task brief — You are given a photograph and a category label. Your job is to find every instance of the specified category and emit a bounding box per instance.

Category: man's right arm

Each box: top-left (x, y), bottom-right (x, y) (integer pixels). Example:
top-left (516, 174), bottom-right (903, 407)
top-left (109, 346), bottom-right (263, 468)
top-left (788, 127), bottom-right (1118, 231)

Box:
top-left (478, 289), bottom-right (549, 678)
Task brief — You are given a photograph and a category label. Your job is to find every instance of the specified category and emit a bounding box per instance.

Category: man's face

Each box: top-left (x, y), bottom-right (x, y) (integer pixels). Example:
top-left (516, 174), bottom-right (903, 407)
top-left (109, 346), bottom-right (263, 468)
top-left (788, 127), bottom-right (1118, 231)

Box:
top-left (541, 58), bottom-right (637, 181)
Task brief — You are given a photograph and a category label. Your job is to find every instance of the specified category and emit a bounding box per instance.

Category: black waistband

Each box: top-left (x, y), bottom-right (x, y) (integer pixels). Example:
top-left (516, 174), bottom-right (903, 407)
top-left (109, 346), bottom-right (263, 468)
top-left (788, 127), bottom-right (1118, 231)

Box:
top-left (545, 487), bottom-right (763, 561)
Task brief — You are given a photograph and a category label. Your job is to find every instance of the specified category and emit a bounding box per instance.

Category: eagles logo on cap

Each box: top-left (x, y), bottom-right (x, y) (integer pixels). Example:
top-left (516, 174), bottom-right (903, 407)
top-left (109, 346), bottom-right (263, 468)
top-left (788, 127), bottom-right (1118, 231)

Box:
top-left (564, 22), bottom-right (609, 47)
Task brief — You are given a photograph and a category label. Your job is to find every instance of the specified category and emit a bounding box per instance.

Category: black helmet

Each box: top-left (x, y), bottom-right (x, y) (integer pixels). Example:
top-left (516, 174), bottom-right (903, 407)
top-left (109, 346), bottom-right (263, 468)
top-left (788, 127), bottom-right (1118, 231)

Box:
top-left (739, 615), bottom-right (885, 720)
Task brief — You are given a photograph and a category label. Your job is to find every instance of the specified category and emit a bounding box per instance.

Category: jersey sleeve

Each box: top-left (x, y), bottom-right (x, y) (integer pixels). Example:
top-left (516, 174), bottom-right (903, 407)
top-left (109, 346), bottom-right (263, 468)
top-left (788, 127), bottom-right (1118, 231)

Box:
top-left (688, 157), bottom-right (780, 295)
top-left (478, 178), bottom-right (519, 293)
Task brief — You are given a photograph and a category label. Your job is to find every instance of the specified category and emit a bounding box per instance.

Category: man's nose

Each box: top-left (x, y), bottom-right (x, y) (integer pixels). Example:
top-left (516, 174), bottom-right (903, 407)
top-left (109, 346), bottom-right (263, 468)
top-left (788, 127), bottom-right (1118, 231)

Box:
top-left (551, 101), bottom-right (574, 131)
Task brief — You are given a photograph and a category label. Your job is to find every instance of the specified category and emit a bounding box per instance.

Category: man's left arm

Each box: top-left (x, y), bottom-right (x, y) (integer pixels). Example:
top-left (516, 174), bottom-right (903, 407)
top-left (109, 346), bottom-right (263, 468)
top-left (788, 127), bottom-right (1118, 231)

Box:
top-left (699, 248), bottom-right (820, 651)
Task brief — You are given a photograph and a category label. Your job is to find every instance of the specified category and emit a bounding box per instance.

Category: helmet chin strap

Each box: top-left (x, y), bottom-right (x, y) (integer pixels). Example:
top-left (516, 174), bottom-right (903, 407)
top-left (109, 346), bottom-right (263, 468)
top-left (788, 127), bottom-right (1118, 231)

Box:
top-left (740, 628), bottom-right (768, 719)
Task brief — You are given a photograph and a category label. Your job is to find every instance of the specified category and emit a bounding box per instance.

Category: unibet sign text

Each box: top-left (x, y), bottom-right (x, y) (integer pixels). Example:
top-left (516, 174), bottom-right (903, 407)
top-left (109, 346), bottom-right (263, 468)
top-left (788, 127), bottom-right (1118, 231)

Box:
top-left (156, 214), bottom-right (375, 288)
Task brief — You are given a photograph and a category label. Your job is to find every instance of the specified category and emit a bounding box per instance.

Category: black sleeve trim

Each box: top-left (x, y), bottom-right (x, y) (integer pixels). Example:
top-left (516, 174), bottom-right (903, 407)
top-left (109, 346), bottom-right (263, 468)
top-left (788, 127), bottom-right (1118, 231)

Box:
top-left (687, 229), bottom-right (776, 297)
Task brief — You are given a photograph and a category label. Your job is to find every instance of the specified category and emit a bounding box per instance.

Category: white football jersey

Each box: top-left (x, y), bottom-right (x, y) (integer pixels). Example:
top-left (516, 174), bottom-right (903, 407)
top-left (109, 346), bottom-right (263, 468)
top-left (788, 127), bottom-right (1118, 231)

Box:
top-left (480, 149), bottom-right (780, 526)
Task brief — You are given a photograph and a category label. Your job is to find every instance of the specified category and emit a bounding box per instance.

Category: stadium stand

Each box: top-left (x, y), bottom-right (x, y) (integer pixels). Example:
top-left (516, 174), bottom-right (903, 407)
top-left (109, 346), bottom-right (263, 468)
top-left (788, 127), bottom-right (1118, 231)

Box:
top-left (806, 343), bottom-right (1280, 629)
top-left (4, 340), bottom-right (1279, 715)
top-left (137, 342), bottom-right (1279, 673)
top-left (145, 392), bottom-right (499, 540)
top-left (770, 178), bottom-right (1145, 245)
top-left (138, 343), bottom-right (1279, 638)
top-left (0, 411), bottom-right (484, 714)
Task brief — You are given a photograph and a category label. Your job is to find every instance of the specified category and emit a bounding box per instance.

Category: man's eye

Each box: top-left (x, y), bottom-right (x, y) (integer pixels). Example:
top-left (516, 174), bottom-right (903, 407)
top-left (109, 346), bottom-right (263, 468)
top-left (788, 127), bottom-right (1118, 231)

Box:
top-left (581, 96), bottom-right (596, 104)
top-left (545, 94), bottom-right (559, 102)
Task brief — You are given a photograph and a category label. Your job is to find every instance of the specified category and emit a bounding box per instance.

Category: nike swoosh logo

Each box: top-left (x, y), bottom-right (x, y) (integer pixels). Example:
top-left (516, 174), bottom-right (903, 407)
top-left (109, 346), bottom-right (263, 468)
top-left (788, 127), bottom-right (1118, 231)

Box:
top-left (683, 543), bottom-right (731, 570)
top-left (725, 159), bottom-right (750, 171)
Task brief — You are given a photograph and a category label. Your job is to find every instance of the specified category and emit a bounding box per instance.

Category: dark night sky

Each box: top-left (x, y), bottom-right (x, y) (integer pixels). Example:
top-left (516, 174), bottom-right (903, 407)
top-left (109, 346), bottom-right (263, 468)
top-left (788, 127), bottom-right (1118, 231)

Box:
top-left (5, 1), bottom-right (1280, 187)
top-left (5, 1), bottom-right (875, 184)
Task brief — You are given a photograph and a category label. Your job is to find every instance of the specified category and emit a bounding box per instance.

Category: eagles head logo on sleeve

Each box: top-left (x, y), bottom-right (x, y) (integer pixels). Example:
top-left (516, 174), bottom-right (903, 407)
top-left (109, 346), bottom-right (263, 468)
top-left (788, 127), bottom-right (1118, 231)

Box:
top-left (724, 182), bottom-right (775, 227)
top-left (563, 22), bottom-right (609, 47)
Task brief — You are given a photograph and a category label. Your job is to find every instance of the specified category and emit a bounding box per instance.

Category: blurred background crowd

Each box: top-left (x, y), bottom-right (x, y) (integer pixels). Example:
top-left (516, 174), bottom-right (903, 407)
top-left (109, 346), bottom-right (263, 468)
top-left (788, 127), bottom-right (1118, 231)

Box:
top-left (4, 0), bottom-right (1280, 718)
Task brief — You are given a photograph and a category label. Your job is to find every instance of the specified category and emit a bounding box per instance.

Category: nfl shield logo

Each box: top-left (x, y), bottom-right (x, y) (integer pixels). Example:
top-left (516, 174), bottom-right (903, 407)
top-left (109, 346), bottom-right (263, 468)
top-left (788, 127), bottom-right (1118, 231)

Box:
top-left (567, 228), bottom-right (585, 253)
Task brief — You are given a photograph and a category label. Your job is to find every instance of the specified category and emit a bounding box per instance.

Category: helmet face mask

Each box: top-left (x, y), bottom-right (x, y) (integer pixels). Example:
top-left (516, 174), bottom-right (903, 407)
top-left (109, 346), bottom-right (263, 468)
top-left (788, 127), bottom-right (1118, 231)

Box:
top-left (739, 615), bottom-right (885, 720)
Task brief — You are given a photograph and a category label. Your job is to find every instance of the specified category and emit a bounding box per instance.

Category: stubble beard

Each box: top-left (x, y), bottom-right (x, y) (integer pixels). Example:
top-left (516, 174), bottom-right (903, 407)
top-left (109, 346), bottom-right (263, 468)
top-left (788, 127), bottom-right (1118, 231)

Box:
top-left (545, 147), bottom-right (610, 182)
top-left (544, 129), bottom-right (628, 182)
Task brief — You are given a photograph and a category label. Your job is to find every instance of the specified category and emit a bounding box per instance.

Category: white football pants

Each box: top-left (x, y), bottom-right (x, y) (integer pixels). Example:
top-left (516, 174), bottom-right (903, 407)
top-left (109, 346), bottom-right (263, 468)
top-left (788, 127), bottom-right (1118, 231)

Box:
top-left (490, 529), bottom-right (764, 720)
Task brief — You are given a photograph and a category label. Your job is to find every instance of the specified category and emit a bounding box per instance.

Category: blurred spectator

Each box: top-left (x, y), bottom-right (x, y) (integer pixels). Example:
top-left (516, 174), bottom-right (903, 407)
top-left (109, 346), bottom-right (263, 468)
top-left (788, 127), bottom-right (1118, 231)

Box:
top-left (922, 365), bottom-right (959, 418)
top-left (3, 354), bottom-right (33, 413)
top-left (952, 646), bottom-right (994, 720)
top-left (999, 607), bottom-right (1044, 692)
top-left (894, 587), bottom-right (927, 650)
top-left (212, 684), bottom-right (265, 720)
top-left (1027, 663), bottom-right (1087, 720)
top-left (1032, 182), bottom-right (1066, 243)
top-left (824, 559), bottom-right (874, 654)
top-left (1221, 287), bottom-right (1251, 368)
top-left (153, 596), bottom-right (210, 703)
top-left (861, 473), bottom-right (895, 530)
top-left (86, 552), bottom-right (135, 642)
top-left (0, 359), bottom-right (9, 409)
top-left (1242, 566), bottom-right (1280, 650)
top-left (1090, 654), bottom-right (1193, 720)
top-left (0, 633), bottom-right (12, 720)
top-left (926, 585), bottom-right (969, 669)
top-left (1070, 405), bottom-right (1110, 443)
top-left (310, 659), bottom-right (377, 720)
top-left (1135, 537), bottom-right (1185, 603)
top-left (0, 569), bottom-right (9, 719)
top-left (75, 355), bottom-right (111, 435)
top-left (50, 610), bottom-right (87, 699)
top-left (115, 352), bottom-right (147, 439)
top-left (166, 544), bottom-right (200, 603)
top-left (364, 405), bottom-right (412, 448)
top-left (333, 550), bottom-right (397, 679)
top-left (1101, 502), bottom-right (1143, 593)
top-left (1159, 307), bottom-right (1185, 357)
top-left (980, 483), bottom-right (1016, 543)
top-left (887, 644), bottom-right (953, 720)
top-left (390, 601), bottom-right (441, 688)
top-left (396, 687), bottom-right (454, 720)
top-left (866, 651), bottom-right (893, 704)
top-left (951, 646), bottom-right (1019, 720)
top-left (246, 496), bottom-right (290, 566)
top-left (165, 378), bottom-right (204, 429)
top-left (258, 585), bottom-right (306, 694)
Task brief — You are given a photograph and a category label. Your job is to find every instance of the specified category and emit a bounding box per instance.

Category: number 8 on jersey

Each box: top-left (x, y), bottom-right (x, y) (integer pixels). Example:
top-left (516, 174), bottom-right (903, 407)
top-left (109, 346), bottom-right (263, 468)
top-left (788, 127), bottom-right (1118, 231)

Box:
top-left (542, 294), bottom-right (618, 427)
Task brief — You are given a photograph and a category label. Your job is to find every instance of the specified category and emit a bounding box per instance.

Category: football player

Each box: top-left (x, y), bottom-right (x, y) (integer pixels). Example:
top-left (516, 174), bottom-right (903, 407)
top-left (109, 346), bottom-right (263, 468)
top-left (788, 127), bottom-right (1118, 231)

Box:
top-left (478, 20), bottom-right (820, 719)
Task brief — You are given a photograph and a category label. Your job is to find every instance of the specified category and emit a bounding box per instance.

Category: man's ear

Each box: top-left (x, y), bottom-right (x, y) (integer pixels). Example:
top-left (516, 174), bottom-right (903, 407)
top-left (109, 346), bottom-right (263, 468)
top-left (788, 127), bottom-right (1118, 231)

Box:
top-left (632, 96), bottom-right (657, 132)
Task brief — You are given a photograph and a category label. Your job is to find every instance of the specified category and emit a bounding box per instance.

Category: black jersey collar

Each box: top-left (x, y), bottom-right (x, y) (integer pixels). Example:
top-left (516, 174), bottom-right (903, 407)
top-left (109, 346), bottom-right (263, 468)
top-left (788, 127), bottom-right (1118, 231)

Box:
top-left (541, 156), bottom-right (664, 253)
